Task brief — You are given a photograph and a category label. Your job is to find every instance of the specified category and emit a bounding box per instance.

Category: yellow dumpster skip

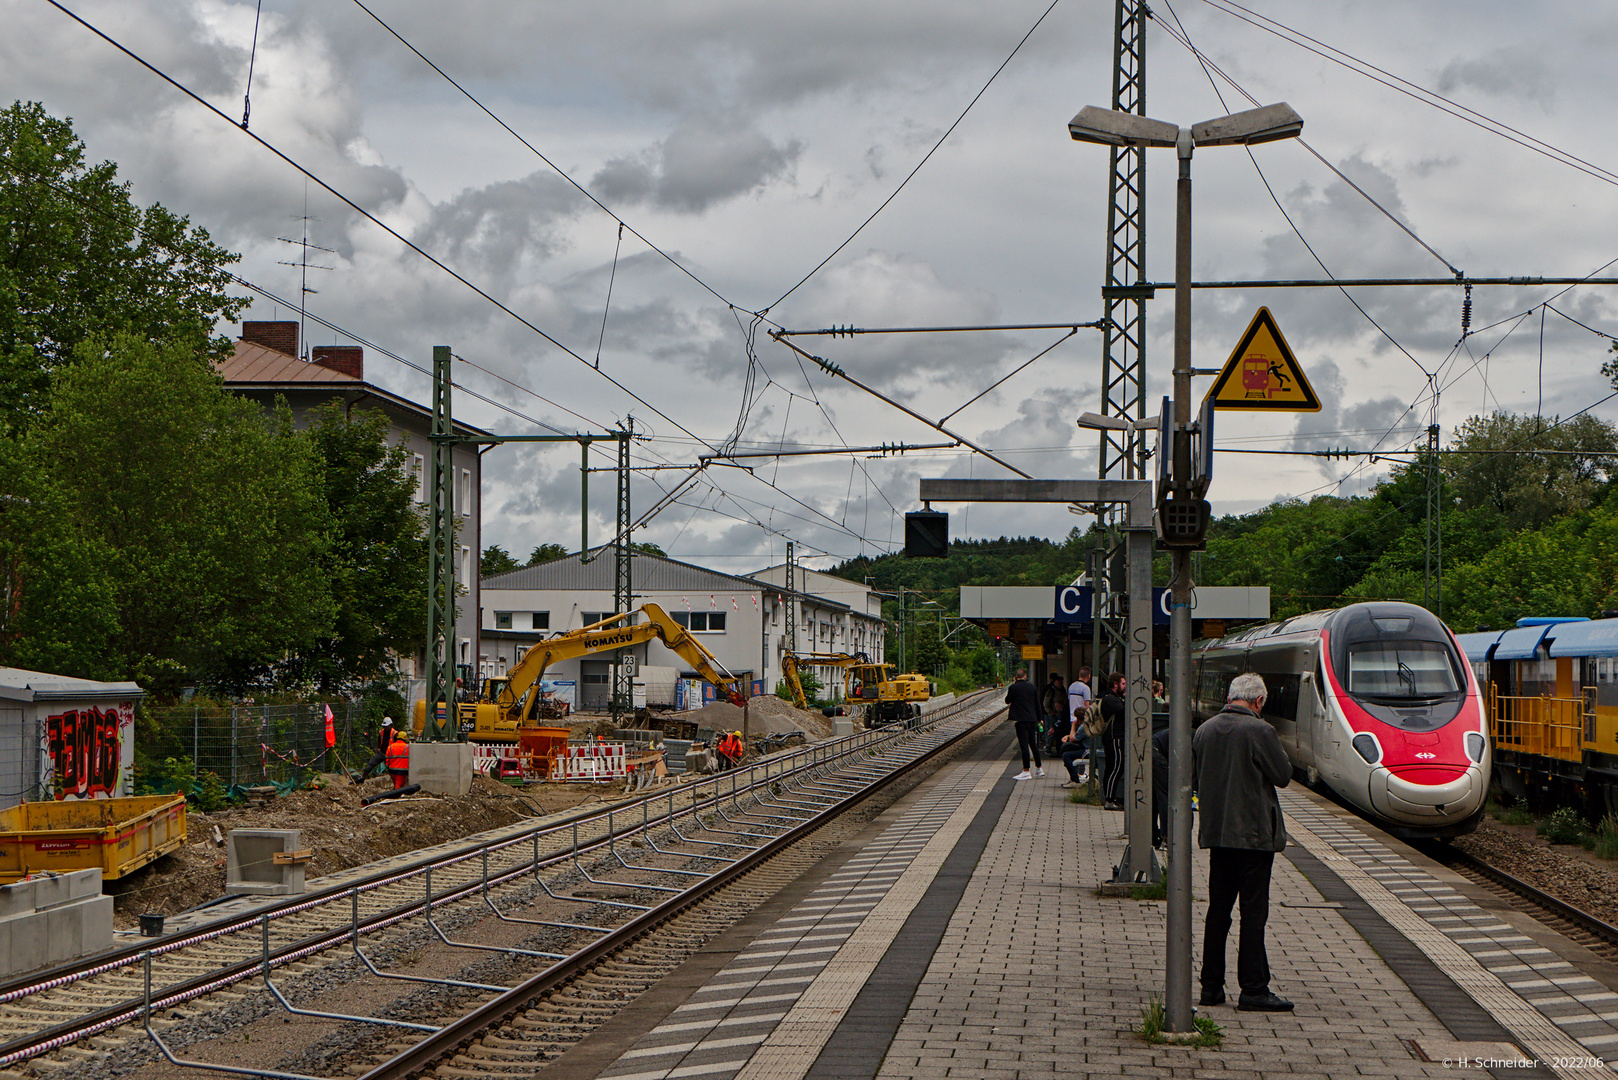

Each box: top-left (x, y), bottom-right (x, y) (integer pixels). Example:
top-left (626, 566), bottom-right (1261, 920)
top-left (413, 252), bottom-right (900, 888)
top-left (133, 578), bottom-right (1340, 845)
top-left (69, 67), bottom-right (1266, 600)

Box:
top-left (0, 794), bottom-right (187, 883)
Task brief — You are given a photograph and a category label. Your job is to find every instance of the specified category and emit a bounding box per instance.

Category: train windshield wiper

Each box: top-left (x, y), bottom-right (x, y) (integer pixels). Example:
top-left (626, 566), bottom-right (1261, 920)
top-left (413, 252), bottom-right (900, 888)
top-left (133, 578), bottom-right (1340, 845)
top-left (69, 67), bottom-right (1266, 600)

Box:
top-left (1398, 661), bottom-right (1418, 697)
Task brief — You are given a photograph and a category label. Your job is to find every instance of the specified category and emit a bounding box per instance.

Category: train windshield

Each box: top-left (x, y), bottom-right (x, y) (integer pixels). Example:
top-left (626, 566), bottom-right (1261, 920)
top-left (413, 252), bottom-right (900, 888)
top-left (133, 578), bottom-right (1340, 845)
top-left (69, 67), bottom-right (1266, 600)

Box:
top-left (1345, 642), bottom-right (1461, 698)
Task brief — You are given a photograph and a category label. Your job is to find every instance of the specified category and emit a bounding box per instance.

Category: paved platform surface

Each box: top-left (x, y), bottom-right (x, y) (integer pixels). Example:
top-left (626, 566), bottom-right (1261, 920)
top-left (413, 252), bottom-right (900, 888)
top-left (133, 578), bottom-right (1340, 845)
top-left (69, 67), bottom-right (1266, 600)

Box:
top-left (569, 723), bottom-right (1618, 1079)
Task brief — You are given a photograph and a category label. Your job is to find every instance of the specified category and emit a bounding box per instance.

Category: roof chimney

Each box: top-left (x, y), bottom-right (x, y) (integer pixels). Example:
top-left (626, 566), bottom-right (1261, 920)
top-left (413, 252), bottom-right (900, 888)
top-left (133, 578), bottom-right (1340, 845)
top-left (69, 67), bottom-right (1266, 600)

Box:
top-left (240, 321), bottom-right (299, 357)
top-left (312, 345), bottom-right (363, 381)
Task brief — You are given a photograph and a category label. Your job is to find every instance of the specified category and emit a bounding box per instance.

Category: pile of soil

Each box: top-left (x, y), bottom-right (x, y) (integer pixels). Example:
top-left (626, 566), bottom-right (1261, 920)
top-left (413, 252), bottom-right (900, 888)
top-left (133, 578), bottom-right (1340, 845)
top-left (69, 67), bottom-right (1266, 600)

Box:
top-left (670, 694), bottom-right (833, 739)
top-left (104, 773), bottom-right (627, 927)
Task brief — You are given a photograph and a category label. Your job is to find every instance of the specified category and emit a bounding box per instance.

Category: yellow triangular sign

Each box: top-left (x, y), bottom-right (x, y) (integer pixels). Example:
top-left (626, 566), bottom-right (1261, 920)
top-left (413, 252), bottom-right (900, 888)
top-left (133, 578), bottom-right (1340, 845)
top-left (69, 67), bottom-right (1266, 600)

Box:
top-left (1205, 307), bottom-right (1320, 411)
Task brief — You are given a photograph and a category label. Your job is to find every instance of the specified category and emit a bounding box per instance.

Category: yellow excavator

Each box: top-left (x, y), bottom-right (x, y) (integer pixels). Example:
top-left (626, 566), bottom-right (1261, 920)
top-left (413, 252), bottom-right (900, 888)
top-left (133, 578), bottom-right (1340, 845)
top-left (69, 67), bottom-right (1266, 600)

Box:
top-left (781, 651), bottom-right (930, 728)
top-left (415, 604), bottom-right (746, 743)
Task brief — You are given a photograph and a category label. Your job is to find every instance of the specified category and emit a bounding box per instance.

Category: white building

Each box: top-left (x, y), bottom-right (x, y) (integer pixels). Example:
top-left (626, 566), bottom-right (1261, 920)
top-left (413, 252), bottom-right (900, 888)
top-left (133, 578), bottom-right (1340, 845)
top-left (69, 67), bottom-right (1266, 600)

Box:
top-left (480, 552), bottom-right (886, 710)
top-left (0, 669), bottom-right (144, 809)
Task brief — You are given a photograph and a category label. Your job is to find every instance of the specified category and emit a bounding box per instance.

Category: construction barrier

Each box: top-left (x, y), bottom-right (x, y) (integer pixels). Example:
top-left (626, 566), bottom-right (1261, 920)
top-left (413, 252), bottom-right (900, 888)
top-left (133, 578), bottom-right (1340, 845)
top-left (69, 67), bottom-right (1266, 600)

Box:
top-left (551, 743), bottom-right (628, 783)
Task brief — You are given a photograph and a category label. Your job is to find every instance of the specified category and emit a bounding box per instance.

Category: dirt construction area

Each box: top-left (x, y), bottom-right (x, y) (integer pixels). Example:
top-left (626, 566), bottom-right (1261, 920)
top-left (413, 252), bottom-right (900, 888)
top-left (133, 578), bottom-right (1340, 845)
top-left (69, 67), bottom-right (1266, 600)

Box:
top-left (106, 696), bottom-right (830, 928)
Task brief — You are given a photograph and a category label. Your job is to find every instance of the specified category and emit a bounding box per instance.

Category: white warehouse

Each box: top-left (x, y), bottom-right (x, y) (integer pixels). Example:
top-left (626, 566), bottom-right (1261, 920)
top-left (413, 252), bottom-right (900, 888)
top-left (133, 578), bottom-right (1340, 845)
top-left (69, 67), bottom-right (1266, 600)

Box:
top-left (479, 551), bottom-right (887, 711)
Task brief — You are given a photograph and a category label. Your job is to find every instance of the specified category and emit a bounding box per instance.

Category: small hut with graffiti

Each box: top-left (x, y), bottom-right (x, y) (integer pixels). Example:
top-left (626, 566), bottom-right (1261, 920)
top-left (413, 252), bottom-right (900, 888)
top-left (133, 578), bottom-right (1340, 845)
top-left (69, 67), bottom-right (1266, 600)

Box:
top-left (0, 669), bottom-right (143, 808)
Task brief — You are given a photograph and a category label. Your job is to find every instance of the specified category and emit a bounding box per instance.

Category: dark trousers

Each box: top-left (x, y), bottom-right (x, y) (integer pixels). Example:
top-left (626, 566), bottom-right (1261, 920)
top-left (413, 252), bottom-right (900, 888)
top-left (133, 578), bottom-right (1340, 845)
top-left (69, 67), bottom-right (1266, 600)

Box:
top-left (359, 749), bottom-right (386, 779)
top-left (1044, 713), bottom-right (1067, 753)
top-left (1103, 728), bottom-right (1124, 804)
top-left (1060, 747), bottom-right (1088, 783)
top-left (1201, 847), bottom-right (1276, 996)
top-left (1013, 721), bottom-right (1042, 769)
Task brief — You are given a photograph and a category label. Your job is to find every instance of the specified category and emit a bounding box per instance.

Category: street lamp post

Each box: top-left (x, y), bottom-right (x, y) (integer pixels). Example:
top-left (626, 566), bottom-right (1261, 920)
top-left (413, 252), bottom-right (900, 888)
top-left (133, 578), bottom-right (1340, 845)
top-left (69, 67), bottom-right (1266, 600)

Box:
top-left (1069, 101), bottom-right (1302, 1033)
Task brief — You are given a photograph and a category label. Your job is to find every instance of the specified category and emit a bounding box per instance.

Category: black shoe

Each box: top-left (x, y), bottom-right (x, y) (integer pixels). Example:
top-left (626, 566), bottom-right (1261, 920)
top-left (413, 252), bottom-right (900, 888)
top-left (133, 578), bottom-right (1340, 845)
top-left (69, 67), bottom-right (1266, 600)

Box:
top-left (1237, 991), bottom-right (1294, 1012)
top-left (1198, 989), bottom-right (1225, 1006)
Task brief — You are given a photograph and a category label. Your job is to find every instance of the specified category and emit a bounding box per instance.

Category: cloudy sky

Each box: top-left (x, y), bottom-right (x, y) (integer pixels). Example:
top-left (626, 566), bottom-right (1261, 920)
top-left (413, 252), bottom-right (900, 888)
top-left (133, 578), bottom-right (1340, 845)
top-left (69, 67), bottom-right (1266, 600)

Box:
top-left (6, 0), bottom-right (1617, 573)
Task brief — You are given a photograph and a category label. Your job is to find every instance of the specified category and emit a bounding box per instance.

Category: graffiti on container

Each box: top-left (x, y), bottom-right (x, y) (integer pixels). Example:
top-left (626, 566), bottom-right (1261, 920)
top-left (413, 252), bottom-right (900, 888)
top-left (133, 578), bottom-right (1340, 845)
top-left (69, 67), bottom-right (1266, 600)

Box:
top-left (45, 704), bottom-right (132, 800)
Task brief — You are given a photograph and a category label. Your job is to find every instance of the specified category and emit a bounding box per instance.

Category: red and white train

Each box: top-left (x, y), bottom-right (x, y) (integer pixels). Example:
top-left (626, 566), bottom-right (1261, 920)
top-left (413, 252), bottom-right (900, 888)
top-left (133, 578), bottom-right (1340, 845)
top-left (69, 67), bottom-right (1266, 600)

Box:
top-left (1192, 601), bottom-right (1490, 838)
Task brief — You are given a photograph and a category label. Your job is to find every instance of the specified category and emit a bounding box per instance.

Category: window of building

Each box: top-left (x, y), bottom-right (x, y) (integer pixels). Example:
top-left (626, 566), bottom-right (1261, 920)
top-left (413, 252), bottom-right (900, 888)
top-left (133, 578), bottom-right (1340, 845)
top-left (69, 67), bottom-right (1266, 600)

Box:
top-left (412, 454), bottom-right (425, 502)
top-left (532, 612), bottom-right (549, 630)
top-left (458, 546), bottom-right (472, 586)
top-left (673, 611), bottom-right (726, 632)
top-left (582, 671), bottom-right (609, 685)
top-left (495, 612), bottom-right (512, 629)
top-left (457, 467), bottom-right (472, 512)
top-left (581, 613), bottom-right (609, 627)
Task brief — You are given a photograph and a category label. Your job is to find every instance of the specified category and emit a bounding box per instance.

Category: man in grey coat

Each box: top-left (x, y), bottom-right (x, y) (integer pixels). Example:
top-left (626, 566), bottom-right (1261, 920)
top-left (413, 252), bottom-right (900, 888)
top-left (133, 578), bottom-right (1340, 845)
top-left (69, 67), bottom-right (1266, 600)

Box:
top-left (1193, 672), bottom-right (1294, 1012)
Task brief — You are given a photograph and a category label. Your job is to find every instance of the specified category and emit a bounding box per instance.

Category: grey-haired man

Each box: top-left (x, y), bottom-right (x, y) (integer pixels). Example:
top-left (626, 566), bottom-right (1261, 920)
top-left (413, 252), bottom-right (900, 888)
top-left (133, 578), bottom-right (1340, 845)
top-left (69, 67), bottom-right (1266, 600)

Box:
top-left (1193, 671), bottom-right (1294, 1012)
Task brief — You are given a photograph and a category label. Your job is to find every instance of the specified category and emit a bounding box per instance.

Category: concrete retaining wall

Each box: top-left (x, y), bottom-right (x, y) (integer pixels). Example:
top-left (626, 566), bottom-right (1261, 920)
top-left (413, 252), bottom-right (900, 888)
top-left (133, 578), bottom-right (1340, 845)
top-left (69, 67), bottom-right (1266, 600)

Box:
top-left (0, 868), bottom-right (111, 976)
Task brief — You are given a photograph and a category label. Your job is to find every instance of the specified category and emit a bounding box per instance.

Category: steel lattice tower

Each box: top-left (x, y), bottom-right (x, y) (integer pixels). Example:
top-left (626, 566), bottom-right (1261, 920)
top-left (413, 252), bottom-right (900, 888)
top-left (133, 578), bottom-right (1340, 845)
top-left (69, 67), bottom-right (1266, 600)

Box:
top-left (611, 420), bottom-right (634, 723)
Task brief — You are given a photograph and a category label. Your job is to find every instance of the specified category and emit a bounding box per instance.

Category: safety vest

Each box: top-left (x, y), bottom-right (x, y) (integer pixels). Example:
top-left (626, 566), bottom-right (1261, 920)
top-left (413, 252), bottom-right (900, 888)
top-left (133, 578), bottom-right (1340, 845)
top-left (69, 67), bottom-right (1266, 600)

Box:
top-left (720, 734), bottom-right (742, 759)
top-left (385, 737), bottom-right (409, 773)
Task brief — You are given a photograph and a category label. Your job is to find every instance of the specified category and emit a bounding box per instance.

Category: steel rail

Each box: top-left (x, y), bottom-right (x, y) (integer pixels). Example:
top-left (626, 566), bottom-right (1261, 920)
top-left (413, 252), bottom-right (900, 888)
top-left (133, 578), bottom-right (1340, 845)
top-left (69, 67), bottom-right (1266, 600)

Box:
top-left (1429, 845), bottom-right (1618, 949)
top-left (357, 695), bottom-right (1004, 1080)
top-left (0, 693), bottom-right (997, 1069)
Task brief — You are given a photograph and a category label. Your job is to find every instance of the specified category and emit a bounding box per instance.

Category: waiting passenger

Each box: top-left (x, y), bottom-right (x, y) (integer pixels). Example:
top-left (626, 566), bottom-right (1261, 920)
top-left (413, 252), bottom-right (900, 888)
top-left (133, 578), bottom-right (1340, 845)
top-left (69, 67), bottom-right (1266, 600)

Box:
top-left (1004, 667), bottom-right (1044, 780)
top-left (1100, 672), bottom-right (1126, 808)
top-left (1194, 671), bottom-right (1294, 1012)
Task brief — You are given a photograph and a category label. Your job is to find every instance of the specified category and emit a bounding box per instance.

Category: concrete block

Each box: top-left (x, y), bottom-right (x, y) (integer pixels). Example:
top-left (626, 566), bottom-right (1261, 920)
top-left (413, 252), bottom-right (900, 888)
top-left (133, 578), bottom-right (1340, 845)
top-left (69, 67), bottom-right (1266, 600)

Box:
top-left (6, 912), bottom-right (45, 974)
top-left (833, 718), bottom-right (856, 738)
top-left (45, 905), bottom-right (80, 966)
top-left (27, 874), bottom-right (69, 913)
top-left (226, 829), bottom-right (305, 896)
top-left (0, 879), bottom-right (36, 920)
top-left (409, 742), bottom-right (473, 796)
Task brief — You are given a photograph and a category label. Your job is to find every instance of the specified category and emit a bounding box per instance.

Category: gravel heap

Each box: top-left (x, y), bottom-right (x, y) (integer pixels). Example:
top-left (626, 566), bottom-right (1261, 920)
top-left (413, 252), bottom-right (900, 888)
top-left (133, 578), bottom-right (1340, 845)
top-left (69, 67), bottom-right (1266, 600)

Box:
top-left (668, 694), bottom-right (833, 739)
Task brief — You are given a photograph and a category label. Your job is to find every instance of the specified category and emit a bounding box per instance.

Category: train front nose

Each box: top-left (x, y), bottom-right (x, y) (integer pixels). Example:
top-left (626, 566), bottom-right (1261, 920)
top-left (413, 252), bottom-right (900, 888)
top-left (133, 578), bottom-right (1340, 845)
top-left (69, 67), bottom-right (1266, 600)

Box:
top-left (1368, 764), bottom-right (1485, 825)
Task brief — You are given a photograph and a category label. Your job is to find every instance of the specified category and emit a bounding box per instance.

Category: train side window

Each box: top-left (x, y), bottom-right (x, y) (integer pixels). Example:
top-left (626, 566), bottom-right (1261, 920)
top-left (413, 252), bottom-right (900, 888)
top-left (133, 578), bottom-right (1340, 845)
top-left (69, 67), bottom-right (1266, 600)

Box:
top-left (1258, 672), bottom-right (1301, 722)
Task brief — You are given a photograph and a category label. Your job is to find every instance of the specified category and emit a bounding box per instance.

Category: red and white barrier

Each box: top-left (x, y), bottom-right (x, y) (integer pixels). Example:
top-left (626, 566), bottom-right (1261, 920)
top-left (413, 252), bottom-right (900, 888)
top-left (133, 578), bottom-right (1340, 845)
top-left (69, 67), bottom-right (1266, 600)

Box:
top-left (551, 743), bottom-right (628, 783)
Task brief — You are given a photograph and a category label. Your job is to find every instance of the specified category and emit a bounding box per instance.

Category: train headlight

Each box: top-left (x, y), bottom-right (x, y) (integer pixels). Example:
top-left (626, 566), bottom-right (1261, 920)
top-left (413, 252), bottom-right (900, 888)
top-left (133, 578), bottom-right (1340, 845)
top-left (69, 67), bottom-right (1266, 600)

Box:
top-left (1351, 733), bottom-right (1381, 764)
top-left (1465, 732), bottom-right (1486, 763)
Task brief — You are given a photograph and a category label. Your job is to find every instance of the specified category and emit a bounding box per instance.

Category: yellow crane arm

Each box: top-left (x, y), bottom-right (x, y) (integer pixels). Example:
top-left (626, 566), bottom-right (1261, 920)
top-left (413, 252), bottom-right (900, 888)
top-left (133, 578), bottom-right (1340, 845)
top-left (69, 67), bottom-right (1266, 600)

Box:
top-left (501, 605), bottom-right (745, 723)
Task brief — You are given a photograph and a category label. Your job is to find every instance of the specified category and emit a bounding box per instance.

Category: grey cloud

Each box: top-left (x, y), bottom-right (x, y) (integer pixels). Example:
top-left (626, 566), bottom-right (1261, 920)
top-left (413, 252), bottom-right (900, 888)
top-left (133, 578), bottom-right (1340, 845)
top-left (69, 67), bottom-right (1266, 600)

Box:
top-left (412, 171), bottom-right (586, 287)
top-left (1285, 358), bottom-right (1417, 482)
top-left (1435, 48), bottom-right (1556, 110)
top-left (591, 118), bottom-right (801, 213)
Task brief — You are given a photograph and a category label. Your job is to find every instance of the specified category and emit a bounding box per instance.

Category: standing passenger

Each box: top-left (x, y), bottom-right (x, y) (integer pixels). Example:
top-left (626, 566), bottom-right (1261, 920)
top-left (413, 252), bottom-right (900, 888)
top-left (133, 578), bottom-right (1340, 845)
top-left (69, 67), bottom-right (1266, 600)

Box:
top-left (1100, 672), bottom-right (1126, 809)
top-left (1193, 672), bottom-right (1293, 1012)
top-left (1042, 674), bottom-right (1069, 755)
top-left (1005, 668), bottom-right (1044, 780)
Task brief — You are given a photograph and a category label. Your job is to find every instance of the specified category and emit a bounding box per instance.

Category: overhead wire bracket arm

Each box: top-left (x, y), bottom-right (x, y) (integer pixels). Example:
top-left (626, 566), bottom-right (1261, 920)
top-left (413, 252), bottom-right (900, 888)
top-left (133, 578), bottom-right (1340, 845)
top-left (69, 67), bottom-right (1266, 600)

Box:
top-left (766, 331), bottom-right (1032, 479)
top-left (775, 321), bottom-right (1104, 336)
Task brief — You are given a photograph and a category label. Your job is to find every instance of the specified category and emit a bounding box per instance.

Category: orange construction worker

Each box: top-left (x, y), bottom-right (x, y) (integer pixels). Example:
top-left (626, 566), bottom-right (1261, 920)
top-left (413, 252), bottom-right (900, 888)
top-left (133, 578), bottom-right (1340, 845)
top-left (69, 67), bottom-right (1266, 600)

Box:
top-left (717, 730), bottom-right (744, 770)
top-left (385, 730), bottom-right (411, 789)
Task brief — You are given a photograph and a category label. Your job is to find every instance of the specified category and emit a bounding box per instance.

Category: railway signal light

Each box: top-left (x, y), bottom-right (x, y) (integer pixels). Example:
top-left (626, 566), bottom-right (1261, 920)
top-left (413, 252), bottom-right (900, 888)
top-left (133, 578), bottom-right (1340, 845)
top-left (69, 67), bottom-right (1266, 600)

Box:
top-left (1156, 496), bottom-right (1210, 548)
top-left (904, 509), bottom-right (949, 558)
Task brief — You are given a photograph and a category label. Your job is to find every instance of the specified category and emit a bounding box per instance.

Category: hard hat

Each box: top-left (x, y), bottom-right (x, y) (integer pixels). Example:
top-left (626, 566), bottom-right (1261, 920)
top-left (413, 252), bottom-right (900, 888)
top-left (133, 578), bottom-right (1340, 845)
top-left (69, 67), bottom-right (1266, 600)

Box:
top-left (382, 717), bottom-right (394, 727)
top-left (733, 730), bottom-right (741, 737)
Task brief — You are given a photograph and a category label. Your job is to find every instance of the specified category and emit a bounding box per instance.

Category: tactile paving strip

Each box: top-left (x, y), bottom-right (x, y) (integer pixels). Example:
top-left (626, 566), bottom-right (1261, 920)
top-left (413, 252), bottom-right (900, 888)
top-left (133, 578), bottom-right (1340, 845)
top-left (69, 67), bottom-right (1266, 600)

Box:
top-left (1284, 793), bottom-right (1616, 1077)
top-left (598, 756), bottom-right (1007, 1080)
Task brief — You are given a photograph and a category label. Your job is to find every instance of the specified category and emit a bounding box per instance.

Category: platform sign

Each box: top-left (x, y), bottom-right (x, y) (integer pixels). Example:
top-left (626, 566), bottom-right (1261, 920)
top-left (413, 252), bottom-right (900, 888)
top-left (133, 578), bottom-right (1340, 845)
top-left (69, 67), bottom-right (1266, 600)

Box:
top-left (1020, 645), bottom-right (1044, 661)
top-left (1205, 307), bottom-right (1320, 411)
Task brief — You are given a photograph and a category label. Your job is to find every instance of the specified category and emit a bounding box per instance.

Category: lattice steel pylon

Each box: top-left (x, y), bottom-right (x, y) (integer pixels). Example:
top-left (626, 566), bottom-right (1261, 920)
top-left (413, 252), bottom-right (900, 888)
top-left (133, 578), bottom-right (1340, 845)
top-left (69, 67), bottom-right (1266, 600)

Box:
top-left (1424, 419), bottom-right (1442, 615)
top-left (611, 419), bottom-right (634, 723)
top-left (1092, 0), bottom-right (1150, 671)
top-left (424, 345), bottom-right (456, 741)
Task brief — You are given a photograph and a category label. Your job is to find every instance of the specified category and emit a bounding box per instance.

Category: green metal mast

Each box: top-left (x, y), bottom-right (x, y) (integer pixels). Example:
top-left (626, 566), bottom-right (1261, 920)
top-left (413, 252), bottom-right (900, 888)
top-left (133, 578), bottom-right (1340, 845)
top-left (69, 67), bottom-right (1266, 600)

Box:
top-left (424, 345), bottom-right (456, 741)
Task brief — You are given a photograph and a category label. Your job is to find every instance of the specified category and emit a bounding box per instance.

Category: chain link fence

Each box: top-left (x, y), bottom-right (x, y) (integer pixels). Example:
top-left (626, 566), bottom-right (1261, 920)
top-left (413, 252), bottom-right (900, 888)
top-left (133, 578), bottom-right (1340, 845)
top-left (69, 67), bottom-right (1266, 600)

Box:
top-left (136, 700), bottom-right (388, 791)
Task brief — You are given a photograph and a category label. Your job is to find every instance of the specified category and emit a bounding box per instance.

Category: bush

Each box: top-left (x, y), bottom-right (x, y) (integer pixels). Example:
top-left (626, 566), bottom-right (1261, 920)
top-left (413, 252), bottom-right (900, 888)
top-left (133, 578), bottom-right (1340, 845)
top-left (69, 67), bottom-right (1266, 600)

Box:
top-left (1594, 814), bottom-right (1618, 860)
top-left (1538, 806), bottom-right (1589, 845)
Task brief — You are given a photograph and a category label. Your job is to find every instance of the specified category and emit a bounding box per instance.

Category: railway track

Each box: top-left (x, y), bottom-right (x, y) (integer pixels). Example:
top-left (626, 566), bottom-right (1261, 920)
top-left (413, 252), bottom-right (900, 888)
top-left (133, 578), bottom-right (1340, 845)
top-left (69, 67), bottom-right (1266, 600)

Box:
top-left (1428, 845), bottom-right (1618, 964)
top-left (3, 691), bottom-right (1003, 1080)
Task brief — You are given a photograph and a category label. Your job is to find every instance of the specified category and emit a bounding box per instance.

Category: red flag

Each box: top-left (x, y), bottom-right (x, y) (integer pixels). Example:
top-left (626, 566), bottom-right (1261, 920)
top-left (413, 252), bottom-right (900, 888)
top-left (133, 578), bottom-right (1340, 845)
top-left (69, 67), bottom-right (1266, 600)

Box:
top-left (323, 704), bottom-right (336, 748)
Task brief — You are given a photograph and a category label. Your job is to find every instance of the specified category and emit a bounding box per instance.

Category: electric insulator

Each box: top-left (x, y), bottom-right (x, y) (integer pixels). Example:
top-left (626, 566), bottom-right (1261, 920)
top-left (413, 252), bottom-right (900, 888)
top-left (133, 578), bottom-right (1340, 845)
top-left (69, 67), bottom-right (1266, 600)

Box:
top-left (1461, 284), bottom-right (1473, 337)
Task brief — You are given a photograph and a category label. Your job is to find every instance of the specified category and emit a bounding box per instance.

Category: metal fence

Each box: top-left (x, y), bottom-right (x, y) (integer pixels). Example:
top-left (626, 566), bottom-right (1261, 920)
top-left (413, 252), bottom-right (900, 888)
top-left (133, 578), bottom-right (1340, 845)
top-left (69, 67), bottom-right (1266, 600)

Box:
top-left (136, 701), bottom-right (382, 790)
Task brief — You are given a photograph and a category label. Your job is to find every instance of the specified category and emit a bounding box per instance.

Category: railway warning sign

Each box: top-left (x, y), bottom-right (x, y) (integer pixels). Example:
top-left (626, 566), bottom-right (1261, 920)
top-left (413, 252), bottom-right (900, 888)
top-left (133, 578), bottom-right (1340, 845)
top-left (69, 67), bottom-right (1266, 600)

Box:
top-left (1205, 307), bottom-right (1319, 411)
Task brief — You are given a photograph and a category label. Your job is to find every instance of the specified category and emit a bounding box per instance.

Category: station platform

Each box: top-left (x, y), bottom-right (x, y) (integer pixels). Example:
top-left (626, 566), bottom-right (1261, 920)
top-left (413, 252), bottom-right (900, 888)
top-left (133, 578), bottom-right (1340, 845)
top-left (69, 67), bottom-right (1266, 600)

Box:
top-left (553, 723), bottom-right (1618, 1079)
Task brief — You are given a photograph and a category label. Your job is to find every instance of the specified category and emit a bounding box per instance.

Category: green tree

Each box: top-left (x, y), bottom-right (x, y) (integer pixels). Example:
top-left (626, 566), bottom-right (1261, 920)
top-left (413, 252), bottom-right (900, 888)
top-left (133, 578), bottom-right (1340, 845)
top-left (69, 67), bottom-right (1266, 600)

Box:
top-left (527, 543), bottom-right (569, 566)
top-left (1445, 411), bottom-right (1618, 531)
top-left (0, 102), bottom-right (247, 434)
top-left (287, 403), bottom-right (427, 694)
top-left (26, 334), bottom-right (335, 693)
top-left (631, 541), bottom-right (666, 556)
top-left (482, 544), bottom-right (521, 577)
